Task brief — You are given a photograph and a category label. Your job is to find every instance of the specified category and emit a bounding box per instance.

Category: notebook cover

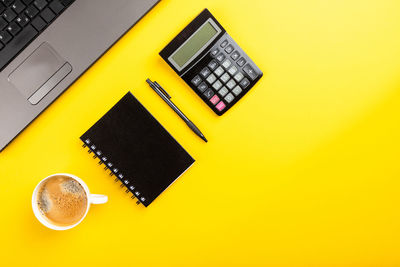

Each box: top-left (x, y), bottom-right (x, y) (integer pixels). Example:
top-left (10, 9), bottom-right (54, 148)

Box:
top-left (80, 92), bottom-right (195, 207)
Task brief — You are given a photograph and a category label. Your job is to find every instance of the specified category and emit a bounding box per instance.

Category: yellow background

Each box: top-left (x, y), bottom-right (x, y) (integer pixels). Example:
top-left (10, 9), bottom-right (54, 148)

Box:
top-left (1, 0), bottom-right (400, 266)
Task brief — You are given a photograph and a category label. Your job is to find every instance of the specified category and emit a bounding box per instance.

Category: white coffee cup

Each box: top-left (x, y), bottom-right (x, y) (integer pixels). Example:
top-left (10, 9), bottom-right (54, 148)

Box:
top-left (32, 173), bottom-right (108, 230)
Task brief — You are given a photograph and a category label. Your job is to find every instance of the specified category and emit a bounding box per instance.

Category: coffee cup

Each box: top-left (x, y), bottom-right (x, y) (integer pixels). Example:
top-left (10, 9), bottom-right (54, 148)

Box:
top-left (32, 173), bottom-right (108, 230)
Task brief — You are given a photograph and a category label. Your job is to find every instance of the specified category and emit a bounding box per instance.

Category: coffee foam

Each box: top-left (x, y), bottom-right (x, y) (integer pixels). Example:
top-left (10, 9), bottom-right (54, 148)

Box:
top-left (37, 176), bottom-right (88, 227)
top-left (61, 179), bottom-right (85, 195)
top-left (38, 188), bottom-right (51, 213)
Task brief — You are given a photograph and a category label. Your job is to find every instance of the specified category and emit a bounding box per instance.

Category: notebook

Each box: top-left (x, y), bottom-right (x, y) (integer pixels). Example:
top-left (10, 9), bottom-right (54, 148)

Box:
top-left (80, 92), bottom-right (195, 207)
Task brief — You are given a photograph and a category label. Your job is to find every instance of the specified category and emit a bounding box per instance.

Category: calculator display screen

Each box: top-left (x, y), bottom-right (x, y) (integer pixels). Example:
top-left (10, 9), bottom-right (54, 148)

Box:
top-left (170, 20), bottom-right (219, 70)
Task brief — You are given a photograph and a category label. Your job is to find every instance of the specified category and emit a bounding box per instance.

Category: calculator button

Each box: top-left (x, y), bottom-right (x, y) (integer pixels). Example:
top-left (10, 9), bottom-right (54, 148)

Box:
top-left (231, 51), bottom-right (240, 61)
top-left (225, 44), bottom-right (234, 54)
top-left (216, 53), bottom-right (225, 62)
top-left (191, 75), bottom-right (202, 86)
top-left (239, 77), bottom-right (250, 89)
top-left (214, 66), bottom-right (224, 77)
top-left (224, 93), bottom-right (235, 103)
top-left (206, 73), bottom-right (217, 84)
top-left (203, 88), bottom-right (214, 99)
top-left (237, 57), bottom-right (246, 67)
top-left (232, 86), bottom-right (243, 96)
top-left (215, 101), bottom-right (226, 111)
top-left (228, 66), bottom-right (238, 76)
top-left (208, 60), bottom-right (218, 71)
top-left (222, 59), bottom-right (232, 69)
top-left (243, 64), bottom-right (258, 80)
top-left (234, 72), bottom-right (244, 82)
top-left (218, 87), bottom-right (229, 97)
top-left (212, 80), bottom-right (223, 90)
top-left (197, 82), bottom-right (208, 93)
top-left (226, 79), bottom-right (236, 90)
top-left (210, 47), bottom-right (219, 57)
top-left (220, 39), bottom-right (228, 48)
top-left (200, 67), bottom-right (211, 78)
top-left (210, 95), bottom-right (220, 105)
top-left (220, 73), bottom-right (230, 83)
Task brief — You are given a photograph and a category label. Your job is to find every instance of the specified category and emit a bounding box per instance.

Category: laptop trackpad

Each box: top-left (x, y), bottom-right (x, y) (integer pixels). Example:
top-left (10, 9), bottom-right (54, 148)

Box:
top-left (8, 42), bottom-right (72, 105)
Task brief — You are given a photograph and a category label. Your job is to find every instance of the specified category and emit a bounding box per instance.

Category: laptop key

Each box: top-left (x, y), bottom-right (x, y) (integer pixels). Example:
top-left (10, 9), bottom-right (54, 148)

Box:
top-left (49, 0), bottom-right (64, 14)
top-left (7, 22), bottom-right (21, 36)
top-left (31, 15), bottom-right (46, 31)
top-left (25, 5), bottom-right (39, 18)
top-left (0, 25), bottom-right (38, 70)
top-left (12, 0), bottom-right (26, 14)
top-left (0, 30), bottom-right (12, 43)
top-left (3, 8), bottom-right (17, 22)
top-left (33, 0), bottom-right (47, 10)
top-left (16, 14), bottom-right (30, 27)
top-left (40, 7), bottom-right (55, 23)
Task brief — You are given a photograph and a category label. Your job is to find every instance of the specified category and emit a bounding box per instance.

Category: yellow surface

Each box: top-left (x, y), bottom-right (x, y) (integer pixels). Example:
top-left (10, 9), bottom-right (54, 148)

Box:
top-left (1, 0), bottom-right (400, 266)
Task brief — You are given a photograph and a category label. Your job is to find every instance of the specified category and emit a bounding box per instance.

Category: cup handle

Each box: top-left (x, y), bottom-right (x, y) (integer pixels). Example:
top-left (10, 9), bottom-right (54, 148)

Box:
top-left (89, 194), bottom-right (108, 204)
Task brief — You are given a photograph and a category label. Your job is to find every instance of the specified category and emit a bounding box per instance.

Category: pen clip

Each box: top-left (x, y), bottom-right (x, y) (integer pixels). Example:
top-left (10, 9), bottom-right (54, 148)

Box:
top-left (154, 81), bottom-right (171, 99)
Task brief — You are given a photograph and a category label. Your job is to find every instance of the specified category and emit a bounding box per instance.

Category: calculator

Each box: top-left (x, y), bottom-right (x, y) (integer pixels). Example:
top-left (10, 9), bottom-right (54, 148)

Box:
top-left (160, 9), bottom-right (263, 116)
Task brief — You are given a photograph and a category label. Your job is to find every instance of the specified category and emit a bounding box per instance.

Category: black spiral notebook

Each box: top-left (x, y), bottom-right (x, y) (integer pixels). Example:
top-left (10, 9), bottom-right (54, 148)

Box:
top-left (80, 92), bottom-right (195, 207)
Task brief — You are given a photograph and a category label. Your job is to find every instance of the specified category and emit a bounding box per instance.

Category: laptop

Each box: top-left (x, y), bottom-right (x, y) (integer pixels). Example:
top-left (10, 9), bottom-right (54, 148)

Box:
top-left (0, 0), bottom-right (159, 151)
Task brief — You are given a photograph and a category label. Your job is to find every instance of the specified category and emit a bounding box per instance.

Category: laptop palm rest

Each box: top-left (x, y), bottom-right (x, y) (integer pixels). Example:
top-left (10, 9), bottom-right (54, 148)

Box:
top-left (8, 42), bottom-right (72, 105)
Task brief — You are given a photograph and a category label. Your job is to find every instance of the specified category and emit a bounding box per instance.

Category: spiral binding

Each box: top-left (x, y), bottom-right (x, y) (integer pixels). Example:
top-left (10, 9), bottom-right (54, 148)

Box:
top-left (82, 138), bottom-right (146, 205)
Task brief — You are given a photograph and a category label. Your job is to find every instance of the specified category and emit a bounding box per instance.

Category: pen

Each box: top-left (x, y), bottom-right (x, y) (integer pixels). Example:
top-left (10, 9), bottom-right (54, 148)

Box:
top-left (146, 79), bottom-right (208, 143)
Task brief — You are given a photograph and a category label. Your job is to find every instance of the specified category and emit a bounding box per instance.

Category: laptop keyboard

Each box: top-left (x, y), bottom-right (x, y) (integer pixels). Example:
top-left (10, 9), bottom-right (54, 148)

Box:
top-left (0, 0), bottom-right (75, 71)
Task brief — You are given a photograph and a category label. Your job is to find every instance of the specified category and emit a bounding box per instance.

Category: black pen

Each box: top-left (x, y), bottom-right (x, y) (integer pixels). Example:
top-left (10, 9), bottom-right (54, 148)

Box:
top-left (146, 79), bottom-right (208, 143)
